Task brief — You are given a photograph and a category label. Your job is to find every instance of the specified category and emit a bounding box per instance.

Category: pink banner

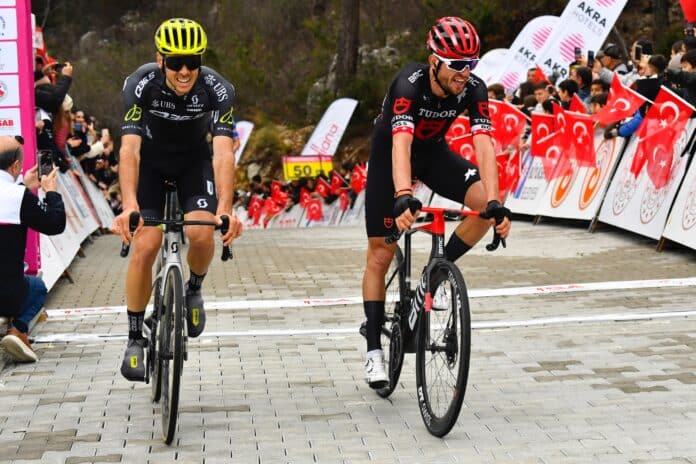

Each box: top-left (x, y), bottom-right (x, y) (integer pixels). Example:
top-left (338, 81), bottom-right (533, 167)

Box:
top-left (0, 1), bottom-right (40, 273)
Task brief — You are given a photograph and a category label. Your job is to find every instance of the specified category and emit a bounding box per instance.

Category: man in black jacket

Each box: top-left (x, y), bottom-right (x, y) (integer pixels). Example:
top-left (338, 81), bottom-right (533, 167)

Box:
top-left (0, 135), bottom-right (66, 362)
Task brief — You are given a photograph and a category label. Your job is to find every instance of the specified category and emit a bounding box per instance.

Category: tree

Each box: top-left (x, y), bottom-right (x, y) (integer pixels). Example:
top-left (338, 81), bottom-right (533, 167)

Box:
top-left (335, 0), bottom-right (360, 95)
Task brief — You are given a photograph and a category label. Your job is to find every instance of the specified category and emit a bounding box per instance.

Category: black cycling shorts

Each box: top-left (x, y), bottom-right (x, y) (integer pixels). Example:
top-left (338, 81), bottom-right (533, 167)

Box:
top-left (365, 134), bottom-right (481, 237)
top-left (137, 146), bottom-right (217, 220)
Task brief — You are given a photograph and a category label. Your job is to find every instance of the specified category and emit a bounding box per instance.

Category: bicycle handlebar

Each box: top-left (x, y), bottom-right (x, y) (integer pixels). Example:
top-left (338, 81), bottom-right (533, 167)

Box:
top-left (119, 211), bottom-right (234, 261)
top-left (385, 206), bottom-right (507, 251)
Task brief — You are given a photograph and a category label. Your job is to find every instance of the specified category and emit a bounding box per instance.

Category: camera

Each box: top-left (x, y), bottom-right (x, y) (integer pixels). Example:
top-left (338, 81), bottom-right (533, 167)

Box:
top-left (39, 150), bottom-right (54, 177)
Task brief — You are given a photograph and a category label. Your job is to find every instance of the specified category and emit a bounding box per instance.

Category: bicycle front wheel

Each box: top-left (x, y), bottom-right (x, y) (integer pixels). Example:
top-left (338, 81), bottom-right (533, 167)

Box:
top-left (415, 261), bottom-right (471, 437)
top-left (376, 246), bottom-right (407, 398)
top-left (159, 265), bottom-right (185, 444)
top-left (149, 273), bottom-right (163, 402)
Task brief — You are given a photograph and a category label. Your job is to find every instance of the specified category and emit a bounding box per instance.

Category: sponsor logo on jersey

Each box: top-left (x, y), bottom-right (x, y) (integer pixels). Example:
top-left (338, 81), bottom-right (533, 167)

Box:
top-left (124, 104), bottom-right (142, 122)
top-left (149, 110), bottom-right (207, 121)
top-left (477, 101), bottom-right (490, 119)
top-left (204, 73), bottom-right (229, 102)
top-left (393, 97), bottom-right (412, 115)
top-left (218, 108), bottom-right (235, 125)
top-left (134, 71), bottom-right (156, 98)
top-left (417, 108), bottom-right (457, 118)
top-left (414, 119), bottom-right (446, 139)
top-left (383, 217), bottom-right (394, 229)
top-left (407, 69), bottom-right (424, 84)
top-left (152, 100), bottom-right (175, 110)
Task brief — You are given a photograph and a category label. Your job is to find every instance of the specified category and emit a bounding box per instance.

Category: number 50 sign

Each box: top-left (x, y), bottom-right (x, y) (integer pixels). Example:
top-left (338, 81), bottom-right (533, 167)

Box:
top-left (283, 155), bottom-right (333, 180)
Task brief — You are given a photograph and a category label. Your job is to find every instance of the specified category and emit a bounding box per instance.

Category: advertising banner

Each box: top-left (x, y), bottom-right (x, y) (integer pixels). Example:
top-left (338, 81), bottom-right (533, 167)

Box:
top-left (474, 48), bottom-right (509, 86)
top-left (662, 151), bottom-right (696, 250)
top-left (504, 149), bottom-right (549, 216)
top-left (301, 98), bottom-right (357, 156)
top-left (598, 120), bottom-right (695, 240)
top-left (535, 0), bottom-right (628, 84)
top-left (496, 15), bottom-right (560, 92)
top-left (536, 128), bottom-right (625, 220)
top-left (234, 120), bottom-right (254, 164)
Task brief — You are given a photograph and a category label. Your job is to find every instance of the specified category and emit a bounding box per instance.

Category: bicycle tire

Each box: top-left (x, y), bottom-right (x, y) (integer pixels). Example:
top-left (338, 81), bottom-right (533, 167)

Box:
top-left (149, 273), bottom-right (163, 402)
top-left (159, 265), bottom-right (185, 444)
top-left (415, 261), bottom-right (471, 437)
top-left (376, 247), bottom-right (407, 398)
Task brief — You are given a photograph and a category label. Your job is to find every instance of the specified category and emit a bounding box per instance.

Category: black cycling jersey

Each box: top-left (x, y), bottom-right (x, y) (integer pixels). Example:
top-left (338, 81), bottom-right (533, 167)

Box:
top-left (120, 63), bottom-right (237, 154)
top-left (373, 62), bottom-right (492, 144)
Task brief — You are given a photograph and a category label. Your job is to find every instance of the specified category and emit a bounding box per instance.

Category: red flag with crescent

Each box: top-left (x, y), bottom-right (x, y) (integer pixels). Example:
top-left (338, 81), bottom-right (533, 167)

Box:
top-left (306, 198), bottom-right (323, 221)
top-left (445, 116), bottom-right (477, 162)
top-left (565, 111), bottom-right (595, 167)
top-left (489, 100), bottom-right (528, 148)
top-left (315, 177), bottom-right (331, 198)
top-left (593, 74), bottom-right (647, 126)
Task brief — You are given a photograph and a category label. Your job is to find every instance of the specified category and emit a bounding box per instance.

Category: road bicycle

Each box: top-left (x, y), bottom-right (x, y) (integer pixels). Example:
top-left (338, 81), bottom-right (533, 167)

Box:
top-left (368, 206), bottom-right (504, 437)
top-left (120, 181), bottom-right (232, 444)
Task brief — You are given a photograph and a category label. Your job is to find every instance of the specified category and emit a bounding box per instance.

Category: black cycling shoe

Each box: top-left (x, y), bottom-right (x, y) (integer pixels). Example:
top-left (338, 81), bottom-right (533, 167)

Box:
top-left (185, 282), bottom-right (206, 338)
top-left (121, 338), bottom-right (147, 382)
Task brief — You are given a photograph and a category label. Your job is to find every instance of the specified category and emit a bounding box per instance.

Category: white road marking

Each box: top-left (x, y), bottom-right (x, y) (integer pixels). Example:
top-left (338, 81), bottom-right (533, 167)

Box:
top-left (43, 277), bottom-right (696, 318)
top-left (33, 307), bottom-right (696, 343)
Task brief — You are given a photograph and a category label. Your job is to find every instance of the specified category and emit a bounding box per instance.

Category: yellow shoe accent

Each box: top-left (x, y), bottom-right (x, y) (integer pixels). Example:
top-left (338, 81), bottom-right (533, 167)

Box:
top-left (191, 308), bottom-right (199, 326)
top-left (130, 356), bottom-right (138, 368)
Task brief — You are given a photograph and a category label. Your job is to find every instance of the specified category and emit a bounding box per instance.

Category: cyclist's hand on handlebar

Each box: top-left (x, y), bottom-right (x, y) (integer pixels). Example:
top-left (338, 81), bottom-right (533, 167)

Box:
top-left (216, 213), bottom-right (242, 246)
top-left (480, 200), bottom-right (512, 238)
top-left (393, 194), bottom-right (422, 232)
top-left (112, 207), bottom-right (143, 245)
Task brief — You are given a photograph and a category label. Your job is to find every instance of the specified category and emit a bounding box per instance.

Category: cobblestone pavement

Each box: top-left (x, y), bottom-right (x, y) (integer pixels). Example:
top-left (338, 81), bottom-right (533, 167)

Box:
top-left (1, 219), bottom-right (695, 463)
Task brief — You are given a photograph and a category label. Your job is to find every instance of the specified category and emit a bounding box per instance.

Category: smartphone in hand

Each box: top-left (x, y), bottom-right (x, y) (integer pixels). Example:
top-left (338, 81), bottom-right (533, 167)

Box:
top-left (39, 151), bottom-right (54, 177)
top-left (587, 50), bottom-right (595, 67)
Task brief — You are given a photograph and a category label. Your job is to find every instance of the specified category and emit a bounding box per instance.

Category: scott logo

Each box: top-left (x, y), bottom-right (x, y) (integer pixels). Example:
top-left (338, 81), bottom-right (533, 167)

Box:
top-left (124, 104), bottom-right (142, 122)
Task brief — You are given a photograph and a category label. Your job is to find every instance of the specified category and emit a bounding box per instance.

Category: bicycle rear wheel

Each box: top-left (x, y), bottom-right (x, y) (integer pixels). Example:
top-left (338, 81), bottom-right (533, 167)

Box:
top-left (415, 261), bottom-right (471, 437)
top-left (159, 265), bottom-right (185, 444)
top-left (376, 247), bottom-right (407, 398)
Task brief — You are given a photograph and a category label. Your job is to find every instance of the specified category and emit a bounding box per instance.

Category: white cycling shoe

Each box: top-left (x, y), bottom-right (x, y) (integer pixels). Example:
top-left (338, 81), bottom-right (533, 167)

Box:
top-left (364, 349), bottom-right (389, 389)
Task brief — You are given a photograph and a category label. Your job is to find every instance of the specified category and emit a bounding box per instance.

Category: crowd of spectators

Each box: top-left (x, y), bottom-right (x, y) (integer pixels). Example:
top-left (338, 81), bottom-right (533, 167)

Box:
top-left (34, 55), bottom-right (121, 215)
top-left (487, 30), bottom-right (696, 144)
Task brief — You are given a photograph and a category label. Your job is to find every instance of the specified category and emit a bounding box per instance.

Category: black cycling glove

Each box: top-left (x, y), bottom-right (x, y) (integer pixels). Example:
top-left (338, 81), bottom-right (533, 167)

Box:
top-left (480, 200), bottom-right (511, 223)
top-left (393, 194), bottom-right (422, 218)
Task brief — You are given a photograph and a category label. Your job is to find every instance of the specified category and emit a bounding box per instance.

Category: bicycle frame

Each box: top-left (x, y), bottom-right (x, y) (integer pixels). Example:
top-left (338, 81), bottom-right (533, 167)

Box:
top-left (153, 188), bottom-right (185, 327)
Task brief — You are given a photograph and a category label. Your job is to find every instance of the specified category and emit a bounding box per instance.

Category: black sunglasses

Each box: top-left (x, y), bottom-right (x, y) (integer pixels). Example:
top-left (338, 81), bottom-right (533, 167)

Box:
top-left (164, 55), bottom-right (202, 72)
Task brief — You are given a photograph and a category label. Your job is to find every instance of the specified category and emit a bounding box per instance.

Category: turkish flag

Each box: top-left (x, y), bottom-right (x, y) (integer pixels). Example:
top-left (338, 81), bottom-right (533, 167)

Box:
top-left (271, 180), bottom-right (289, 204)
top-left (263, 197), bottom-right (284, 216)
top-left (530, 113), bottom-right (555, 157)
top-left (531, 122), bottom-right (570, 182)
top-left (247, 195), bottom-right (264, 225)
top-left (445, 116), bottom-right (476, 162)
top-left (569, 94), bottom-right (587, 114)
top-left (306, 198), bottom-right (323, 221)
top-left (504, 149), bottom-right (521, 193)
top-left (633, 87), bottom-right (694, 187)
top-left (489, 100), bottom-right (528, 148)
top-left (330, 171), bottom-right (346, 194)
top-left (552, 103), bottom-right (572, 153)
top-left (338, 188), bottom-right (351, 211)
top-left (593, 74), bottom-right (647, 126)
top-left (299, 187), bottom-right (311, 207)
top-left (351, 163), bottom-right (367, 193)
top-left (565, 111), bottom-right (596, 167)
top-left (681, 0), bottom-right (696, 22)
top-left (533, 65), bottom-right (550, 84)
top-left (315, 177), bottom-right (331, 198)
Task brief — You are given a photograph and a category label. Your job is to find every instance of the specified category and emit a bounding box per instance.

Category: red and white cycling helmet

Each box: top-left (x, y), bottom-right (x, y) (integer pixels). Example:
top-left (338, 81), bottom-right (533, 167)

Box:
top-left (426, 16), bottom-right (480, 59)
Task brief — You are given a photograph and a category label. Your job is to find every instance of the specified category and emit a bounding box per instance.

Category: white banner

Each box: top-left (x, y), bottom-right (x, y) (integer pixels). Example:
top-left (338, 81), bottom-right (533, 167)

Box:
top-left (536, 0), bottom-right (628, 83)
top-left (234, 120), bottom-right (254, 164)
top-left (536, 128), bottom-right (625, 220)
top-left (339, 190), bottom-right (365, 225)
top-left (40, 234), bottom-right (66, 291)
top-left (598, 120), bottom-right (695, 240)
top-left (496, 15), bottom-right (559, 91)
top-left (663, 151), bottom-right (696, 250)
top-left (504, 149), bottom-right (549, 216)
top-left (301, 97), bottom-right (357, 156)
top-left (474, 48), bottom-right (509, 86)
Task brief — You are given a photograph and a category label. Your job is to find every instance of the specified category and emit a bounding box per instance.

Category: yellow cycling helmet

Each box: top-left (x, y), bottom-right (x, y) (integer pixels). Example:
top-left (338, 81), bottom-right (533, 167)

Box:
top-left (154, 18), bottom-right (207, 55)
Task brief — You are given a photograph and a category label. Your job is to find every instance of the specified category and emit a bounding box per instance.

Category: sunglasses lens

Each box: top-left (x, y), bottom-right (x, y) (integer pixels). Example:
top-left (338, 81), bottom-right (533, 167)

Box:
top-left (448, 58), bottom-right (478, 72)
top-left (165, 56), bottom-right (201, 71)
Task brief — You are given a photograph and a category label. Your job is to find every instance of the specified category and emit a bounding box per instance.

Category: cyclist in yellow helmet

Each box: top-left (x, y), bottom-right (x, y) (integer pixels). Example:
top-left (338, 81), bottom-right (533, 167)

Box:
top-left (113, 18), bottom-right (243, 381)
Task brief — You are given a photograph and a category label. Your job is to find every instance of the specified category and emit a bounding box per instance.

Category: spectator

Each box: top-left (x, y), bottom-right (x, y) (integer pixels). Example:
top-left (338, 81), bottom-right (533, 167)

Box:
top-left (669, 39), bottom-right (685, 71)
top-left (532, 81), bottom-right (551, 113)
top-left (557, 79), bottom-right (579, 110)
top-left (596, 43), bottom-right (630, 85)
top-left (34, 61), bottom-right (73, 115)
top-left (516, 67), bottom-right (537, 102)
top-left (666, 49), bottom-right (696, 108)
top-left (590, 78), bottom-right (609, 96)
top-left (589, 92), bottom-right (608, 115)
top-left (573, 66), bottom-right (593, 105)
top-left (487, 83), bottom-right (505, 101)
top-left (0, 135), bottom-right (66, 362)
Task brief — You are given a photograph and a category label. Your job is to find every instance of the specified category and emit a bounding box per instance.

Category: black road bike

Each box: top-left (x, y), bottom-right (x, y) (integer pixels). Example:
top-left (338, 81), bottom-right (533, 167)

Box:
top-left (370, 206), bottom-right (504, 437)
top-left (120, 181), bottom-right (232, 444)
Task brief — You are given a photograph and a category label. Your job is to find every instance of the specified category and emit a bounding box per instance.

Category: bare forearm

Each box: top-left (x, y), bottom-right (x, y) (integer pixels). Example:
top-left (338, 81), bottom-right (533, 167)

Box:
top-left (119, 149), bottom-right (140, 209)
top-left (474, 136), bottom-right (499, 202)
top-left (214, 152), bottom-right (235, 213)
top-left (392, 136), bottom-right (413, 193)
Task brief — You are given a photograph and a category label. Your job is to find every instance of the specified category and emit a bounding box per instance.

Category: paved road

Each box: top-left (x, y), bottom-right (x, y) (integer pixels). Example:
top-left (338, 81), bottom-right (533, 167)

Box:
top-left (1, 219), bottom-right (695, 463)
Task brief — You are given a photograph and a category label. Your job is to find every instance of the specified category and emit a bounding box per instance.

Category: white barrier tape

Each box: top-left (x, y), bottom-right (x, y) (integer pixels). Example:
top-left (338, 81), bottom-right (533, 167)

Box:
top-left (32, 307), bottom-right (696, 344)
top-left (44, 276), bottom-right (696, 318)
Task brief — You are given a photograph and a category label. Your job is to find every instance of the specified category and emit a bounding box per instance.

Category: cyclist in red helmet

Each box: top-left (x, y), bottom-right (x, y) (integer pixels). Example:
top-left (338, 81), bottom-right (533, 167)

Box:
top-left (360, 16), bottom-right (511, 388)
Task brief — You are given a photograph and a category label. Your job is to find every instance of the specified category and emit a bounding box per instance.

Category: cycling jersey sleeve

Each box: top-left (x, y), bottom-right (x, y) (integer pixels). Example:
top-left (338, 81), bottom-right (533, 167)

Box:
top-left (120, 63), bottom-right (157, 137)
top-left (466, 78), bottom-right (493, 136)
top-left (388, 73), bottom-right (421, 137)
top-left (202, 67), bottom-right (238, 139)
